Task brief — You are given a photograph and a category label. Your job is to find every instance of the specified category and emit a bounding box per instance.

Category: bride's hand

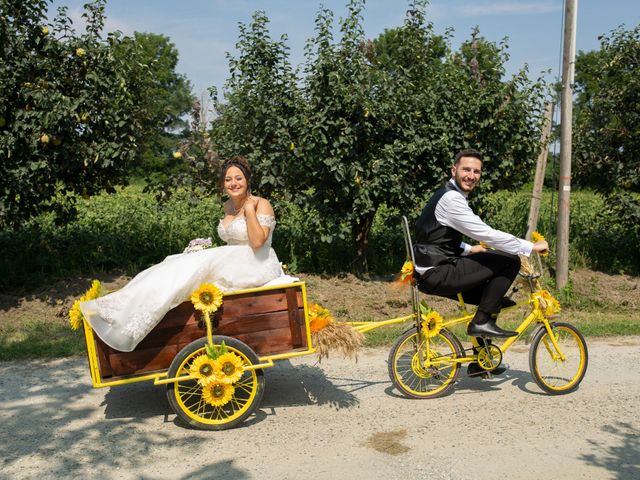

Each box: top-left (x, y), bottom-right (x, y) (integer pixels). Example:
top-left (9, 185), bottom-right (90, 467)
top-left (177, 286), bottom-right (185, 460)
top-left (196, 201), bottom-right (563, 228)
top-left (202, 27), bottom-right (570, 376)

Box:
top-left (243, 195), bottom-right (258, 215)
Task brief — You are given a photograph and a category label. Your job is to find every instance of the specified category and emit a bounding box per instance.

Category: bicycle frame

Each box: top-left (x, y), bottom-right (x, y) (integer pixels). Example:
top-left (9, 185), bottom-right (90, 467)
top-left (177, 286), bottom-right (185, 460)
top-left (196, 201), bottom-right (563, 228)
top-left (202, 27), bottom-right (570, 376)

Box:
top-left (419, 280), bottom-right (565, 368)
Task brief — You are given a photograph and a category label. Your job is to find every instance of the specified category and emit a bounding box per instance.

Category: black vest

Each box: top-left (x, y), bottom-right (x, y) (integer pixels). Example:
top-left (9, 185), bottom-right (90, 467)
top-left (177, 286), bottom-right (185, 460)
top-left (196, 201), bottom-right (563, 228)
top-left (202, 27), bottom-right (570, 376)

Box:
top-left (414, 181), bottom-right (465, 267)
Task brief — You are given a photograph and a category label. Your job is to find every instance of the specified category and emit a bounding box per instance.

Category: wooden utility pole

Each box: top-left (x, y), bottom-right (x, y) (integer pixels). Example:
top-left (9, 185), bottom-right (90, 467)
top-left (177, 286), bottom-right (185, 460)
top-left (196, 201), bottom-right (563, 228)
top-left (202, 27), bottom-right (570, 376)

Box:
top-left (556, 0), bottom-right (578, 289)
top-left (526, 102), bottom-right (554, 241)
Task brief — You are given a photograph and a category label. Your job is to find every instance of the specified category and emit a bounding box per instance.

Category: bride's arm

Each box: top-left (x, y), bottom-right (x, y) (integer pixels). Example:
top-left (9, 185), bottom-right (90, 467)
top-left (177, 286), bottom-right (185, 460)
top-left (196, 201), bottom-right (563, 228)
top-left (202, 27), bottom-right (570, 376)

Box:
top-left (244, 196), bottom-right (274, 249)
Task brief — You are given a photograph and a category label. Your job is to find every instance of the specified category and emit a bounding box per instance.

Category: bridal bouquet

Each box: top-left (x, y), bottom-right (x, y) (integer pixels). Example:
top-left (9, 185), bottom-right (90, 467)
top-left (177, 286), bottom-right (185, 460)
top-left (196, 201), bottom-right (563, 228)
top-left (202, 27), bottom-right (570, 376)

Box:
top-left (184, 237), bottom-right (213, 253)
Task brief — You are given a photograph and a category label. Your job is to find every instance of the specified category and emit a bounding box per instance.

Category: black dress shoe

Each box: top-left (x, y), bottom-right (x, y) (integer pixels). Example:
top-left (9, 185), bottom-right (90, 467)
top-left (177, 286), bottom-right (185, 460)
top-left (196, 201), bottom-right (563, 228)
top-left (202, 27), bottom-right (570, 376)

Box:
top-left (501, 297), bottom-right (517, 308)
top-left (467, 320), bottom-right (517, 337)
top-left (467, 362), bottom-right (508, 377)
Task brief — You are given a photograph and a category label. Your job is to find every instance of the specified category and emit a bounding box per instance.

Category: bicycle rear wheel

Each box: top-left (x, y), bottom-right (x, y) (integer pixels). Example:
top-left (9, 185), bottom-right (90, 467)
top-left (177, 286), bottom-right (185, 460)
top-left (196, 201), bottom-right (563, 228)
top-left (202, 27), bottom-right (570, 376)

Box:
top-left (529, 322), bottom-right (588, 394)
top-left (388, 327), bottom-right (463, 399)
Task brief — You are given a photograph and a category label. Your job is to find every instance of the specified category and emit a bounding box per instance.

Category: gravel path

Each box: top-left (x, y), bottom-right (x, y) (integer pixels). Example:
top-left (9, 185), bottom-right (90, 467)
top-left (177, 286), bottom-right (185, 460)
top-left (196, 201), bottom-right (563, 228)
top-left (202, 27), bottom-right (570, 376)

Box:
top-left (1, 336), bottom-right (639, 480)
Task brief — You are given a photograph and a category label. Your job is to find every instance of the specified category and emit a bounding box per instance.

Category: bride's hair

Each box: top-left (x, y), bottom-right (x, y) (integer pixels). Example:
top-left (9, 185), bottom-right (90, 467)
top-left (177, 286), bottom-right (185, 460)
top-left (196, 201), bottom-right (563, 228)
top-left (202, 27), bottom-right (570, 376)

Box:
top-left (219, 156), bottom-right (252, 191)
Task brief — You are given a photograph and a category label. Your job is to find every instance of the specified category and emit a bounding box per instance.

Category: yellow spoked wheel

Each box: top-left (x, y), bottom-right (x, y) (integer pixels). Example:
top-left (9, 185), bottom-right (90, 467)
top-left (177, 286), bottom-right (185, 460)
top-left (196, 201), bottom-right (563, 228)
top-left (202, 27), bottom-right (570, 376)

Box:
top-left (529, 322), bottom-right (588, 395)
top-left (388, 327), bottom-right (463, 399)
top-left (166, 336), bottom-right (264, 430)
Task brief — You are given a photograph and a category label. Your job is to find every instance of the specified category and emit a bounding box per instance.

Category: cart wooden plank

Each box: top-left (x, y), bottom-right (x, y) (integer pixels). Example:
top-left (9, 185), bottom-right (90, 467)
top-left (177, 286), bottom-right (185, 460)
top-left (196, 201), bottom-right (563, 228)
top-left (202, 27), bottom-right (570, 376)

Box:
top-left (89, 283), bottom-right (308, 383)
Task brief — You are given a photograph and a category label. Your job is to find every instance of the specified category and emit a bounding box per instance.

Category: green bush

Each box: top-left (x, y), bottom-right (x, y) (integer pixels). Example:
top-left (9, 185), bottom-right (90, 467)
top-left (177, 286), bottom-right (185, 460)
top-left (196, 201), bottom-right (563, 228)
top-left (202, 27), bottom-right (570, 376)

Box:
top-left (0, 186), bottom-right (221, 288)
top-left (1, 186), bottom-right (637, 291)
top-left (272, 199), bottom-right (405, 276)
top-left (481, 189), bottom-right (640, 274)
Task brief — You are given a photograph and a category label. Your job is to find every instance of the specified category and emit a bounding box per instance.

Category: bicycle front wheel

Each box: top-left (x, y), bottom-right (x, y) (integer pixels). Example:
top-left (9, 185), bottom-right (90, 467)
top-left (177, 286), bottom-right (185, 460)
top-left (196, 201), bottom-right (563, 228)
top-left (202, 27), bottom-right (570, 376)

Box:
top-left (529, 322), bottom-right (588, 394)
top-left (388, 327), bottom-right (463, 399)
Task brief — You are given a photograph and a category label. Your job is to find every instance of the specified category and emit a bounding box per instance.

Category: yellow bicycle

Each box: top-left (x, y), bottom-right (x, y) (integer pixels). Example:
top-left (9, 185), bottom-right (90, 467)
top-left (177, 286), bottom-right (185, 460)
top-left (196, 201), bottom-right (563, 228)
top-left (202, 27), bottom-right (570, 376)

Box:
top-left (388, 217), bottom-right (588, 398)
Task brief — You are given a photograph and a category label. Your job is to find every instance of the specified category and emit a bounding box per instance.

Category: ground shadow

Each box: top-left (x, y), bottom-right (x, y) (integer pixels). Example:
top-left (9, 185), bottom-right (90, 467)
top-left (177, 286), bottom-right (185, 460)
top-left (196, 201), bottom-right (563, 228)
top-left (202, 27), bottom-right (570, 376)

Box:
top-left (138, 460), bottom-right (250, 480)
top-left (456, 367), bottom-right (546, 396)
top-left (579, 421), bottom-right (640, 480)
top-left (260, 360), bottom-right (360, 410)
top-left (101, 381), bottom-right (171, 420)
top-left (0, 358), bottom-right (206, 478)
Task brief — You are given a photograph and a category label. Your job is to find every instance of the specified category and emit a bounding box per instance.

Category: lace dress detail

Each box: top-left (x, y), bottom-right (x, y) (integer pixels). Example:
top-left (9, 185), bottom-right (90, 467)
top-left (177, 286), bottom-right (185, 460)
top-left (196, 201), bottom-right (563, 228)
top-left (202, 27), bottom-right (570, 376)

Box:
top-left (80, 213), bottom-right (283, 352)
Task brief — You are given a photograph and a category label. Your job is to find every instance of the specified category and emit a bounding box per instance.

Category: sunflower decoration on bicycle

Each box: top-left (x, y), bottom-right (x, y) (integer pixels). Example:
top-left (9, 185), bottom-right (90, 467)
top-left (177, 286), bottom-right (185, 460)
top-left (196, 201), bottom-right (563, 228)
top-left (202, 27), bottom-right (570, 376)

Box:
top-left (400, 259), bottom-right (414, 284)
top-left (419, 302), bottom-right (443, 338)
top-left (531, 231), bottom-right (549, 256)
top-left (187, 282), bottom-right (245, 405)
top-left (215, 352), bottom-right (245, 384)
top-left (535, 290), bottom-right (561, 317)
top-left (189, 354), bottom-right (219, 386)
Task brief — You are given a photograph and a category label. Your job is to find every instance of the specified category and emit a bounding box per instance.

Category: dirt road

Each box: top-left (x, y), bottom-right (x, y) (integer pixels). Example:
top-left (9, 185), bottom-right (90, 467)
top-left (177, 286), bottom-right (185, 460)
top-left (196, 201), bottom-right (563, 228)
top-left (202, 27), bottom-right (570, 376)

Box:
top-left (1, 337), bottom-right (639, 480)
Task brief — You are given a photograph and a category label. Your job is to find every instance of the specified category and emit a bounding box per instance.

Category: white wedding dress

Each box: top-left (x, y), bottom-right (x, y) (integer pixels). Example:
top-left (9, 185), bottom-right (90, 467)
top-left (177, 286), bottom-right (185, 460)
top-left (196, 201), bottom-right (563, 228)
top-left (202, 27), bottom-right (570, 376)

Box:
top-left (80, 214), bottom-right (286, 352)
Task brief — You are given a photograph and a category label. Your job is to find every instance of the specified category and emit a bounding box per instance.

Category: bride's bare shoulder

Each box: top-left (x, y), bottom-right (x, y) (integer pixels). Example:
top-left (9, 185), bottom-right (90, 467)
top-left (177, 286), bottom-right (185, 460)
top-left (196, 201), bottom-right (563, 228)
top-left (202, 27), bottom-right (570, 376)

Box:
top-left (255, 197), bottom-right (274, 216)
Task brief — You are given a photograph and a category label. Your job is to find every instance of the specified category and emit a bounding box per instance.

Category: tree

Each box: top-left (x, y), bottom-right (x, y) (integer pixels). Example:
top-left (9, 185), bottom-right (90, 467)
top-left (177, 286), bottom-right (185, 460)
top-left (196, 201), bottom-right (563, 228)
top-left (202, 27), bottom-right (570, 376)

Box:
top-left (573, 24), bottom-right (640, 239)
top-left (119, 32), bottom-right (194, 176)
top-left (573, 25), bottom-right (640, 194)
top-left (295, 0), bottom-right (546, 273)
top-left (445, 28), bottom-right (547, 196)
top-left (0, 0), bottom-right (149, 227)
top-left (211, 10), bottom-right (301, 197)
top-left (204, 0), bottom-right (547, 274)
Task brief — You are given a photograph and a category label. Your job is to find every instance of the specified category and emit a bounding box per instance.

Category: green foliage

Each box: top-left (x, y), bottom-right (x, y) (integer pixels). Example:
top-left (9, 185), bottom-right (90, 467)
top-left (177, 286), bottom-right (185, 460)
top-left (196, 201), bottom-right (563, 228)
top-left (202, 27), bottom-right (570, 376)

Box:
top-left (120, 32), bottom-right (194, 177)
top-left (574, 25), bottom-right (640, 195)
top-left (482, 189), bottom-right (640, 274)
top-left (0, 320), bottom-right (86, 359)
top-left (1, 187), bottom-right (637, 291)
top-left (211, 10), bottom-right (301, 196)
top-left (0, 0), bottom-right (150, 227)
top-left (205, 0), bottom-right (547, 274)
top-left (0, 186), bottom-right (222, 288)
top-left (273, 197), bottom-right (404, 275)
top-left (573, 25), bottom-right (640, 236)
top-left (144, 98), bottom-right (221, 198)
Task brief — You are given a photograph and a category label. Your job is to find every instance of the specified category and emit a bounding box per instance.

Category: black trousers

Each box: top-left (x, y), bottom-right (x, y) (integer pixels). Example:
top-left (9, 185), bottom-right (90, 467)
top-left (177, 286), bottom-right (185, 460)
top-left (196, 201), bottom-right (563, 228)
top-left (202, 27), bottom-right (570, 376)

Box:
top-left (416, 251), bottom-right (521, 315)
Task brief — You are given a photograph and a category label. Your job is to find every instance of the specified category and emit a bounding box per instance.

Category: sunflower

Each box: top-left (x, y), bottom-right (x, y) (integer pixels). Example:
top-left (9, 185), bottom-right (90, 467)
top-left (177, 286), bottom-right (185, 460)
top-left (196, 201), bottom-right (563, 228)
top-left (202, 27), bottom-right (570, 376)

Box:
top-left (68, 279), bottom-right (103, 330)
top-left (189, 354), bottom-right (220, 385)
top-left (531, 231), bottom-right (545, 242)
top-left (400, 260), bottom-right (414, 284)
top-left (421, 310), bottom-right (444, 338)
top-left (69, 300), bottom-right (83, 330)
top-left (202, 382), bottom-right (235, 407)
top-left (537, 290), bottom-right (561, 317)
top-left (531, 231), bottom-right (549, 256)
top-left (190, 283), bottom-right (223, 314)
top-left (214, 352), bottom-right (245, 384)
top-left (308, 303), bottom-right (333, 332)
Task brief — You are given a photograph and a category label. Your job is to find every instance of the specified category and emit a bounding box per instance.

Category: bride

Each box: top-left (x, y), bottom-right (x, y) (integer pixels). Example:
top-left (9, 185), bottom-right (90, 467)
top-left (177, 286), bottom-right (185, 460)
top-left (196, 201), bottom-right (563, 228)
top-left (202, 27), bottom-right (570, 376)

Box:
top-left (80, 156), bottom-right (289, 352)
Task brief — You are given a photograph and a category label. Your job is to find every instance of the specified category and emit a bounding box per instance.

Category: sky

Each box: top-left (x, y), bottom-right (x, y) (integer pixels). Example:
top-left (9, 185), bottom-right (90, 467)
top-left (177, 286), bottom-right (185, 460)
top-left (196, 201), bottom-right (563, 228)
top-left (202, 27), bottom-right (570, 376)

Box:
top-left (48, 0), bottom-right (639, 99)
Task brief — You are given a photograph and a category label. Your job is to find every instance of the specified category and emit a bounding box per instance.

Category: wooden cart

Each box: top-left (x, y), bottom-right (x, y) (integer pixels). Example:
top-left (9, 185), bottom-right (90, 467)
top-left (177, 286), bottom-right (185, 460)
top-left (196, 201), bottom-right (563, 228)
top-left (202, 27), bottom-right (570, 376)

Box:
top-left (82, 281), bottom-right (323, 430)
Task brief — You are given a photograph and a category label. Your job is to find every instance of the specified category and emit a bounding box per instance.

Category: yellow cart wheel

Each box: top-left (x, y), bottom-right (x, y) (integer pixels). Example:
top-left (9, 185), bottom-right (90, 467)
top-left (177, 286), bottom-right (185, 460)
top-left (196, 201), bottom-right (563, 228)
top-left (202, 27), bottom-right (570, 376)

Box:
top-left (166, 335), bottom-right (264, 430)
top-left (388, 327), bottom-right (463, 399)
top-left (529, 322), bottom-right (588, 395)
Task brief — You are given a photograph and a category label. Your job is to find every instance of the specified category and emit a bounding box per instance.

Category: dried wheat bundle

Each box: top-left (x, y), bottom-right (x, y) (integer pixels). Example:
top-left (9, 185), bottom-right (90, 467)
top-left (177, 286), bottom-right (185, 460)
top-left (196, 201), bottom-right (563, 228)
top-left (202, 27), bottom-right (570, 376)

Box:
top-left (518, 255), bottom-right (542, 290)
top-left (311, 322), bottom-right (365, 362)
top-left (520, 255), bottom-right (536, 275)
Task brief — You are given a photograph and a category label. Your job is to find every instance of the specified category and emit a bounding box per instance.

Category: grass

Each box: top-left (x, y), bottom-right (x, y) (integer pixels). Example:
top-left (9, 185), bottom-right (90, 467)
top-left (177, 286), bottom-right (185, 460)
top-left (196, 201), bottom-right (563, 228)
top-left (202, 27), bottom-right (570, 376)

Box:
top-left (0, 321), bottom-right (86, 361)
top-left (1, 309), bottom-right (637, 361)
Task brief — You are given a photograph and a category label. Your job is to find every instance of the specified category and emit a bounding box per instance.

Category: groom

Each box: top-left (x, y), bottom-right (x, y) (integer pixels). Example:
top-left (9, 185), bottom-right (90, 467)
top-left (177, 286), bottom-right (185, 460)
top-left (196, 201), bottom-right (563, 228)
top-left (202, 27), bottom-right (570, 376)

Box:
top-left (413, 149), bottom-right (549, 339)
